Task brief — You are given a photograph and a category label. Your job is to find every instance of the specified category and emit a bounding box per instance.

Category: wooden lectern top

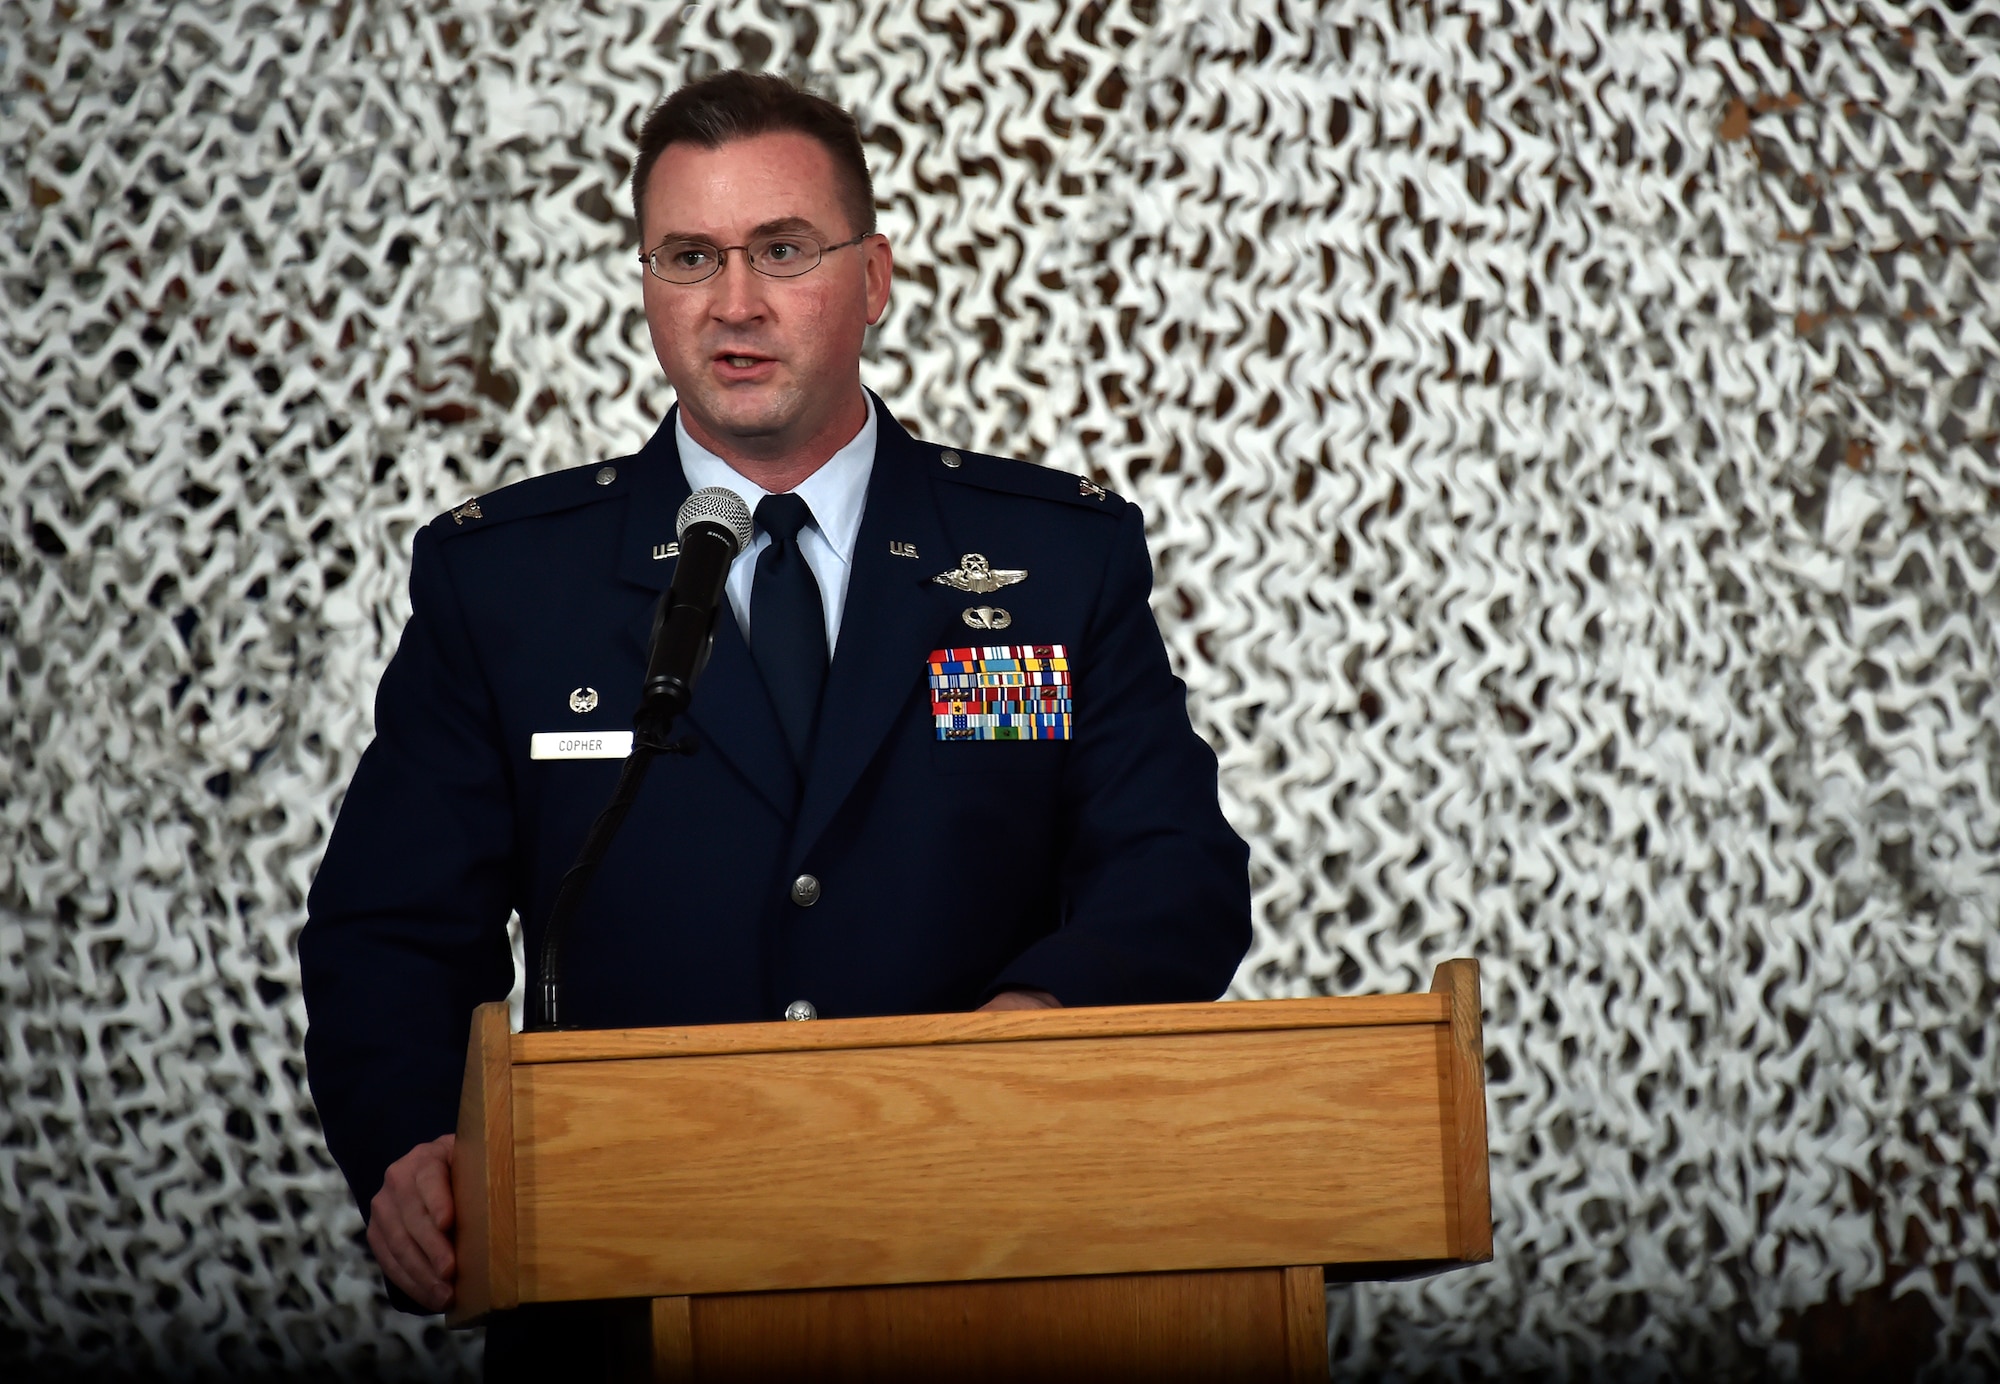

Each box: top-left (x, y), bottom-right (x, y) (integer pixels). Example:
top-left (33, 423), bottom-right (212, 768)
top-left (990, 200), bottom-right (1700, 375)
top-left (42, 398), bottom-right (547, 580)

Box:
top-left (508, 989), bottom-right (1454, 1063)
top-left (450, 959), bottom-right (1491, 1327)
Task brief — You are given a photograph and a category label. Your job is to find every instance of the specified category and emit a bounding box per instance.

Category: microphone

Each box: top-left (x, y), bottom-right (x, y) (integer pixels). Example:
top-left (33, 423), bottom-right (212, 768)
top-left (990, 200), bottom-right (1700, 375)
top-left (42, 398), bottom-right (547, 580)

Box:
top-left (637, 487), bottom-right (754, 743)
top-left (532, 485), bottom-right (753, 1030)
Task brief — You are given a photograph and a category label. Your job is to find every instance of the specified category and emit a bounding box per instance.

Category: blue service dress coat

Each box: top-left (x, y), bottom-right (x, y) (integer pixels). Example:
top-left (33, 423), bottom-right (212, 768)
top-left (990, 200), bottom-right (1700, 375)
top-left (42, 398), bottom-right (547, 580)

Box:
top-left (300, 393), bottom-right (1252, 1218)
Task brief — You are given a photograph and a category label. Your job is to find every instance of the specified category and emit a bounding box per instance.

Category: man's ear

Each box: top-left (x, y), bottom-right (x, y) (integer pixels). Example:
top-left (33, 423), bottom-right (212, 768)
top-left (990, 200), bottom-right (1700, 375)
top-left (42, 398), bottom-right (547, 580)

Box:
top-left (864, 233), bottom-right (894, 326)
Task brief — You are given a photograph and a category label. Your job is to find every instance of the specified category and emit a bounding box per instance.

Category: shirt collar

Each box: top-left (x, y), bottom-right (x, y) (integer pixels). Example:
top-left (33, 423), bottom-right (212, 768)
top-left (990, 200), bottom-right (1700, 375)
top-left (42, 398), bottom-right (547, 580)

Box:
top-left (674, 398), bottom-right (877, 566)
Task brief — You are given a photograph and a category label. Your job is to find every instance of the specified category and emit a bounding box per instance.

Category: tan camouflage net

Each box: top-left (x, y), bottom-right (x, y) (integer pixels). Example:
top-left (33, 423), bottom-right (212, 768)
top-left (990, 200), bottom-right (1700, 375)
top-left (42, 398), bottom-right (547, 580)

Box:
top-left (3, 0), bottom-right (1996, 1377)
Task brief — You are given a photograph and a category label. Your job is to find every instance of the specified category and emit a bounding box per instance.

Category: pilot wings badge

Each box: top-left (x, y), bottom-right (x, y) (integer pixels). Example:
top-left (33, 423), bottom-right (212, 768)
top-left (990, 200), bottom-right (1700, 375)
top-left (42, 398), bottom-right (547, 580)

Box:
top-left (931, 553), bottom-right (1026, 594)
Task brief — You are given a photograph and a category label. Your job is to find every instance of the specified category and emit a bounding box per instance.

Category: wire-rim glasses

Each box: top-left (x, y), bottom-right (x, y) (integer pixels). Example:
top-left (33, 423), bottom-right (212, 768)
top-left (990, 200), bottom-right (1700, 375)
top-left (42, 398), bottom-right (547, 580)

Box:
top-left (639, 231), bottom-right (869, 284)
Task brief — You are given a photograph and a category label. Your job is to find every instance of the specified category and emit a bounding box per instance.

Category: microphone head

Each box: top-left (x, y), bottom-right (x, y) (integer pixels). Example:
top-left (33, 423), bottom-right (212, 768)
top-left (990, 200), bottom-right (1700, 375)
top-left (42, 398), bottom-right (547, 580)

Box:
top-left (675, 486), bottom-right (754, 556)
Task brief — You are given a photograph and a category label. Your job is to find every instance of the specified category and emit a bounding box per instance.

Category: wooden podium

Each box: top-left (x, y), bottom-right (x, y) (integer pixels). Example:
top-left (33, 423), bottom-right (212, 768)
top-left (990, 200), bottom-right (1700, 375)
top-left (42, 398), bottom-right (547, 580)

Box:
top-left (447, 960), bottom-right (1492, 1381)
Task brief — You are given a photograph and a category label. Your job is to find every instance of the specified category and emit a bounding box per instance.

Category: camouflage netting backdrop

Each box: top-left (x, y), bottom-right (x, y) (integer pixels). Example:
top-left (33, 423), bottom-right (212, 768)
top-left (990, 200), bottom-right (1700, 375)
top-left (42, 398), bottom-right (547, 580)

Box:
top-left (4, 0), bottom-right (1997, 1378)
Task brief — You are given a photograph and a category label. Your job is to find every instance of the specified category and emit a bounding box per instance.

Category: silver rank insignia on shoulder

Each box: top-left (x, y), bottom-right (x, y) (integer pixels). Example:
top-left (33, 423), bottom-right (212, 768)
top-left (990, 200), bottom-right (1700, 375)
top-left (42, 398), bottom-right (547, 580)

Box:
top-left (933, 553), bottom-right (1026, 594)
top-left (451, 498), bottom-right (484, 524)
top-left (1079, 477), bottom-right (1107, 500)
top-left (652, 541), bottom-right (680, 561)
top-left (890, 540), bottom-right (920, 559)
top-left (569, 687), bottom-right (599, 713)
top-left (963, 606), bottom-right (1012, 631)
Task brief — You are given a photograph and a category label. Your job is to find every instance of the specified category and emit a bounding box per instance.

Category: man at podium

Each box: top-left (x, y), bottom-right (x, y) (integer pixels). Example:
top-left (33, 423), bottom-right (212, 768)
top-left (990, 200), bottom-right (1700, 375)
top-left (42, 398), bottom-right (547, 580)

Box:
top-left (300, 71), bottom-right (1251, 1323)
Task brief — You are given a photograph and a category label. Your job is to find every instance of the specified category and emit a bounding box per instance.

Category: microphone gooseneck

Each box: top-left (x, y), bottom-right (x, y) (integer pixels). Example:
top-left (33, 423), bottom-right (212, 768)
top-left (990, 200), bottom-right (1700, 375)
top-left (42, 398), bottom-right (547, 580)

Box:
top-left (532, 486), bottom-right (753, 1031)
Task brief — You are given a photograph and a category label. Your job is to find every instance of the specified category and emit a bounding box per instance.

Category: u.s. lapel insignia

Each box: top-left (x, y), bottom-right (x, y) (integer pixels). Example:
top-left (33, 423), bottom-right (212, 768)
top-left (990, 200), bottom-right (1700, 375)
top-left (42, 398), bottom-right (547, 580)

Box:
top-left (890, 540), bottom-right (920, 559)
top-left (652, 541), bottom-right (680, 561)
top-left (569, 687), bottom-right (599, 713)
top-left (451, 498), bottom-right (484, 524)
top-left (962, 606), bottom-right (1012, 631)
top-left (933, 553), bottom-right (1026, 594)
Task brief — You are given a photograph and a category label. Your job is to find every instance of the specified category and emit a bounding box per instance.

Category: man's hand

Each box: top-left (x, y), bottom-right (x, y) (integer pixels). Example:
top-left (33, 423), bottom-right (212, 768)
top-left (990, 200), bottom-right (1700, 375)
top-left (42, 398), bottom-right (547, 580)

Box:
top-left (369, 1133), bottom-right (457, 1312)
top-left (977, 988), bottom-right (1061, 1012)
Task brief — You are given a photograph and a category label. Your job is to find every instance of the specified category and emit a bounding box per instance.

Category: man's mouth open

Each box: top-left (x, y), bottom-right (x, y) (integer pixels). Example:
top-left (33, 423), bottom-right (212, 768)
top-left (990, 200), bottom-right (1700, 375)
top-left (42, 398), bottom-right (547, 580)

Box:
top-left (714, 351), bottom-right (777, 381)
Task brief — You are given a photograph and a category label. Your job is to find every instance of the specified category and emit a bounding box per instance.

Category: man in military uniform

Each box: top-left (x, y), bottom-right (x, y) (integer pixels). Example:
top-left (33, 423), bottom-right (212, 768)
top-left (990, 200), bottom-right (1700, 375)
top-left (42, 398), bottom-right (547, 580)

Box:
top-left (300, 71), bottom-right (1250, 1337)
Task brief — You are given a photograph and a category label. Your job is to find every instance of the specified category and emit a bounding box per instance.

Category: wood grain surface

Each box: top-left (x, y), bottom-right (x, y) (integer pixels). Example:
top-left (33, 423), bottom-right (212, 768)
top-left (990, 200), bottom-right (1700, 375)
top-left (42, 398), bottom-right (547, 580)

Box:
top-left (512, 1023), bottom-right (1454, 1303)
top-left (513, 993), bottom-right (1450, 1065)
top-left (446, 1000), bottom-right (515, 1325)
top-left (1280, 1265), bottom-right (1330, 1382)
top-left (675, 1269), bottom-right (1302, 1382)
top-left (1430, 960), bottom-right (1494, 1262)
top-left (649, 1296), bottom-right (694, 1383)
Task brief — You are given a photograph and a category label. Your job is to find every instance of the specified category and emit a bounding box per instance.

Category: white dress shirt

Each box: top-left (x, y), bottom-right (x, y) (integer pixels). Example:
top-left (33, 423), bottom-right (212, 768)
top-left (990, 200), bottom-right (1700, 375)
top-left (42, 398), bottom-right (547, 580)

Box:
top-left (675, 399), bottom-right (876, 655)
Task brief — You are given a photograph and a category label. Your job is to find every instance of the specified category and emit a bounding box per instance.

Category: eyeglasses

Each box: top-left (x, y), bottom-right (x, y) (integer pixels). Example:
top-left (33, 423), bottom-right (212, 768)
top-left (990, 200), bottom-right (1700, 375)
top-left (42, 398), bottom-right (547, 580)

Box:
top-left (639, 231), bottom-right (869, 285)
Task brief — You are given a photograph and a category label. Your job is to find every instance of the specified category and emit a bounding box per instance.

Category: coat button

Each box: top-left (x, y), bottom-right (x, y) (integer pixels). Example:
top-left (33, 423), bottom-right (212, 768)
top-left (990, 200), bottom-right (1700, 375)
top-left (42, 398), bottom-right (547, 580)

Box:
top-left (790, 873), bottom-right (821, 907)
top-left (596, 465), bottom-right (617, 485)
top-left (784, 1000), bottom-right (817, 1022)
top-left (939, 450), bottom-right (962, 468)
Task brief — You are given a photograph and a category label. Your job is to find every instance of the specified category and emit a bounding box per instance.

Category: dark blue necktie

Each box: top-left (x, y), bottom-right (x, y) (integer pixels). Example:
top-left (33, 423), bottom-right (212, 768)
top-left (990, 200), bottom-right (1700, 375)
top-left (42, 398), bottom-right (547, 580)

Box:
top-left (749, 492), bottom-right (829, 763)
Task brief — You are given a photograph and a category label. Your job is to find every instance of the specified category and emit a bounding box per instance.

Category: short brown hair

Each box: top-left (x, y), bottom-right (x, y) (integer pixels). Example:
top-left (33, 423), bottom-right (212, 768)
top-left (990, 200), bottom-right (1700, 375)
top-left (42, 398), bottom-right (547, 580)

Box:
top-left (630, 71), bottom-right (876, 243)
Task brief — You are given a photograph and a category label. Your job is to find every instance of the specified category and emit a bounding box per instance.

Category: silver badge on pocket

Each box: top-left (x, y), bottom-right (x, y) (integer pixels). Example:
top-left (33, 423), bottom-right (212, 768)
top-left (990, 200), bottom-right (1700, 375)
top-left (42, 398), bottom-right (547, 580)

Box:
top-left (962, 606), bottom-right (1012, 631)
top-left (933, 554), bottom-right (1025, 594)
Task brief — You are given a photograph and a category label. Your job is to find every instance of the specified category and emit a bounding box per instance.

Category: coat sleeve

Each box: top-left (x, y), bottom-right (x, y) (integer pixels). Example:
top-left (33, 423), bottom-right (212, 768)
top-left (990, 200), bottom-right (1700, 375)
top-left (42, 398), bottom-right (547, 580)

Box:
top-left (300, 523), bottom-right (517, 1221)
top-left (987, 502), bottom-right (1251, 1005)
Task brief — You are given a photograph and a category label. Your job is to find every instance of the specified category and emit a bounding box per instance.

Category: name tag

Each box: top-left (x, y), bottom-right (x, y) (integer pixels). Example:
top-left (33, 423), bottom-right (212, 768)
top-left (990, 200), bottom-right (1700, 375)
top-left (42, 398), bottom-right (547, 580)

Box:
top-left (529, 731), bottom-right (633, 760)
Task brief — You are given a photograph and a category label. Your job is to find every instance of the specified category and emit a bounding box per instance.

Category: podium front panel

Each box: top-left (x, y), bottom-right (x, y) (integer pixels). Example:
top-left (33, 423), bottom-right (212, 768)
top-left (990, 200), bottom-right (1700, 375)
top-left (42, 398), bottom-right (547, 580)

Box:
top-left (507, 1014), bottom-right (1459, 1303)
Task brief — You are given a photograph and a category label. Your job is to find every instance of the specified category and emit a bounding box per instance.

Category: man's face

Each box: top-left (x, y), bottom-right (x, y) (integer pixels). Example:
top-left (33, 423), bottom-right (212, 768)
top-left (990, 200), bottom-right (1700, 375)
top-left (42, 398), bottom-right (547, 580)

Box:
top-left (640, 131), bottom-right (892, 462)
